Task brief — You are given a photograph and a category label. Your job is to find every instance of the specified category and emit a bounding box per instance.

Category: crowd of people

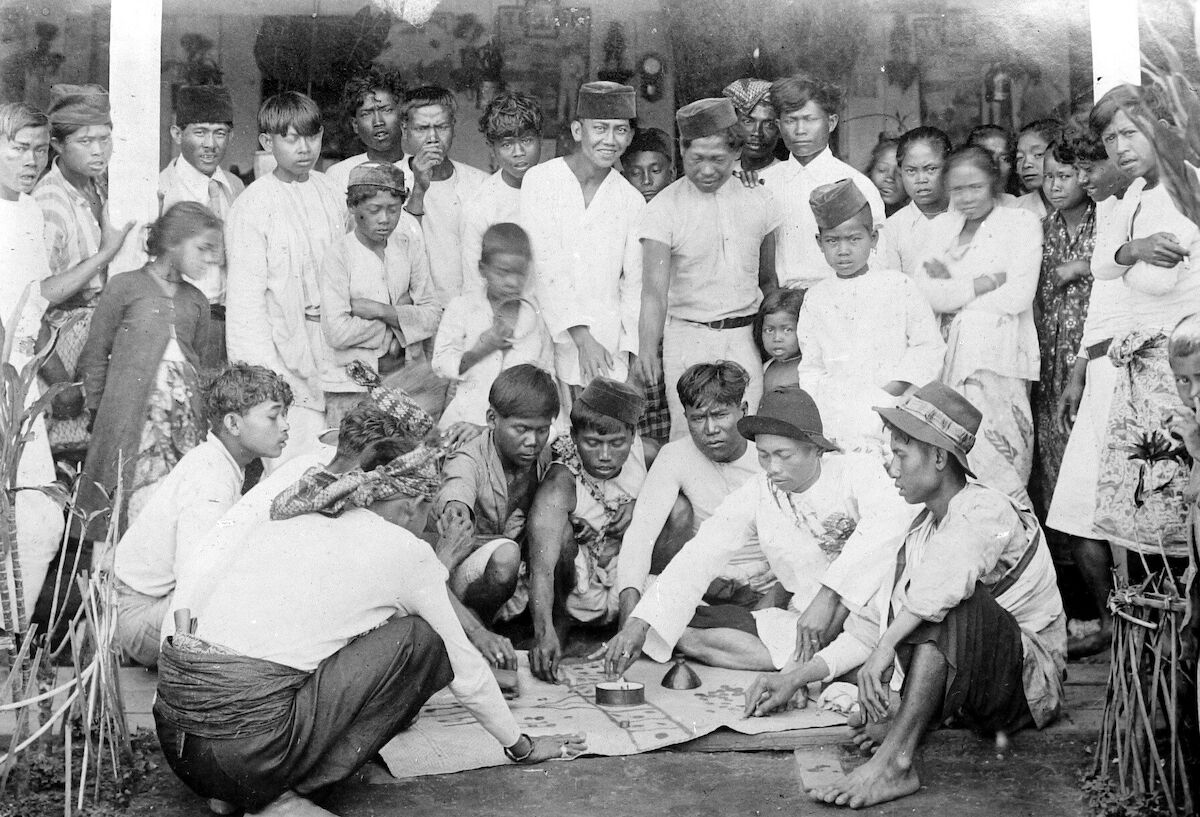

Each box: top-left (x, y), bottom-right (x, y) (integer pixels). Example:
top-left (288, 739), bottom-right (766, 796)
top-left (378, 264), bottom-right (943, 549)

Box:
top-left (0, 62), bottom-right (1197, 815)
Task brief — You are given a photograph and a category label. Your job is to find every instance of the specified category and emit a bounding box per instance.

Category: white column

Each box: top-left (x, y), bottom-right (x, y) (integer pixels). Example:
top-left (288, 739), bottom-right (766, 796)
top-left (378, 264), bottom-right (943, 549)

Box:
top-left (107, 0), bottom-right (163, 274)
top-left (1090, 0), bottom-right (1141, 98)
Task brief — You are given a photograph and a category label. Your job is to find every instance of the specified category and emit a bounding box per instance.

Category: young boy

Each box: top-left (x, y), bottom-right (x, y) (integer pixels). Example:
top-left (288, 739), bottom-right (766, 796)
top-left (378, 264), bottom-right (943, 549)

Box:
top-left (795, 179), bottom-right (944, 455)
top-left (527, 378), bottom-right (660, 682)
top-left (320, 161), bottom-right (441, 428)
top-left (635, 97), bottom-right (781, 440)
top-left (434, 364), bottom-right (561, 668)
top-left (225, 92), bottom-right (346, 467)
top-left (432, 222), bottom-right (554, 430)
top-left (460, 91), bottom-right (544, 294)
top-left (113, 363), bottom-right (293, 667)
top-left (622, 127), bottom-right (673, 202)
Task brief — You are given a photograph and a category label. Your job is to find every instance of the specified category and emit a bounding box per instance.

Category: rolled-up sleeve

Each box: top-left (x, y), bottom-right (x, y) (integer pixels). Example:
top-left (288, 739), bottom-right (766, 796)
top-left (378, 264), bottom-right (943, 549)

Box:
top-left (618, 447), bottom-right (685, 594)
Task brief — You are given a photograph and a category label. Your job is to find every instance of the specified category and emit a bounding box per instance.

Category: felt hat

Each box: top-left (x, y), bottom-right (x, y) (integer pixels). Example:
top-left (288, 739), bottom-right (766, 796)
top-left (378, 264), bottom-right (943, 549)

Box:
top-left (676, 98), bottom-right (737, 141)
top-left (578, 377), bottom-right (645, 427)
top-left (737, 386), bottom-right (839, 452)
top-left (348, 161), bottom-right (407, 195)
top-left (873, 381), bottom-right (981, 477)
top-left (176, 85), bottom-right (234, 125)
top-left (576, 81), bottom-right (636, 121)
top-left (809, 179), bottom-right (870, 230)
top-left (721, 78), bottom-right (773, 116)
top-left (47, 84), bottom-right (111, 127)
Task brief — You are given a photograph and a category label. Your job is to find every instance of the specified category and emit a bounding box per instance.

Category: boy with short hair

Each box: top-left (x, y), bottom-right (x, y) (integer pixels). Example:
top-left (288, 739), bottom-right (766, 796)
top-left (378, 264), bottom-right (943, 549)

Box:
top-left (434, 364), bottom-right (561, 667)
top-left (432, 222), bottom-right (554, 429)
top-left (460, 91), bottom-right (545, 294)
top-left (113, 363), bottom-right (293, 667)
top-left (796, 179), bottom-right (944, 454)
top-left (527, 378), bottom-right (660, 682)
top-left (320, 161), bottom-right (441, 428)
top-left (622, 127), bottom-right (674, 203)
top-left (225, 92), bottom-right (346, 467)
top-left (325, 66), bottom-right (407, 200)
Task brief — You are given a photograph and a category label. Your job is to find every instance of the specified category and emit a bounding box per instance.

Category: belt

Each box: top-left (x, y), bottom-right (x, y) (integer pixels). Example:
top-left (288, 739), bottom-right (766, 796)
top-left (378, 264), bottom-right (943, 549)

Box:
top-left (679, 313), bottom-right (757, 330)
top-left (305, 313), bottom-right (321, 323)
top-left (1085, 339), bottom-right (1112, 361)
top-left (209, 304), bottom-right (226, 321)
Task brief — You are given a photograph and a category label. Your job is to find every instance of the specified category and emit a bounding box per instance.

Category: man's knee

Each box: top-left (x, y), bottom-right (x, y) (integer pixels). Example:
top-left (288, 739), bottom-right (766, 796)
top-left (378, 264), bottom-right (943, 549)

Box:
top-left (485, 540), bottom-right (522, 583)
top-left (384, 615), bottom-right (448, 666)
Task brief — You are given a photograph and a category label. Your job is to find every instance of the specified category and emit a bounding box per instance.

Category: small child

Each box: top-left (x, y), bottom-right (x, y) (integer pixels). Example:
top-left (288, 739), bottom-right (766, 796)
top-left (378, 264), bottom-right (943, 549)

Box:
top-left (112, 362), bottom-right (293, 667)
top-left (796, 179), bottom-right (944, 453)
top-left (759, 288), bottom-right (805, 393)
top-left (434, 364), bottom-right (561, 666)
top-left (622, 127), bottom-right (674, 203)
top-left (432, 222), bottom-right (555, 430)
top-left (320, 161), bottom-right (441, 428)
top-left (1167, 314), bottom-right (1200, 504)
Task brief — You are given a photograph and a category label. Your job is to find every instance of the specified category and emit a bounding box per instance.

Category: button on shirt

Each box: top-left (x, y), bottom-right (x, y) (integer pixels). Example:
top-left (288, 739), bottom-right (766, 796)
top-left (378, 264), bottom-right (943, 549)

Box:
top-left (759, 148), bottom-right (886, 290)
top-left (636, 175), bottom-right (783, 322)
top-left (158, 156), bottom-right (245, 303)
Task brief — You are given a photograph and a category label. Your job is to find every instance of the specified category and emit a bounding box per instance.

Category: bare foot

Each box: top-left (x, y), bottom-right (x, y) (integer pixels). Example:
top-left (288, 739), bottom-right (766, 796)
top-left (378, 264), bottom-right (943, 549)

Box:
top-left (808, 753), bottom-right (921, 809)
top-left (1067, 627), bottom-right (1111, 659)
top-left (249, 790), bottom-right (336, 816)
top-left (351, 756), bottom-right (396, 785)
top-left (848, 690), bottom-right (900, 756)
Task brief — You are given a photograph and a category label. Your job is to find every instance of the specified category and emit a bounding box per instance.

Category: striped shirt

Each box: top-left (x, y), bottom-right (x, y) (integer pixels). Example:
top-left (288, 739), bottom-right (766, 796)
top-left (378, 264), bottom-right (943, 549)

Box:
top-left (32, 159), bottom-right (107, 303)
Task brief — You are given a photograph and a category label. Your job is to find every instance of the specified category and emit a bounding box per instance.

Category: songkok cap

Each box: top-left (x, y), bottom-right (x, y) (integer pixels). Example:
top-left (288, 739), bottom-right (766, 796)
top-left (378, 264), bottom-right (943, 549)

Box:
top-left (578, 377), bottom-right (645, 427)
top-left (676, 98), bottom-right (737, 141)
top-left (738, 386), bottom-right (839, 451)
top-left (348, 161), bottom-right (407, 196)
top-left (873, 381), bottom-right (981, 477)
top-left (722, 78), bottom-right (773, 116)
top-left (175, 85), bottom-right (234, 125)
top-left (47, 84), bottom-right (111, 127)
top-left (576, 81), bottom-right (636, 121)
top-left (809, 179), bottom-right (870, 230)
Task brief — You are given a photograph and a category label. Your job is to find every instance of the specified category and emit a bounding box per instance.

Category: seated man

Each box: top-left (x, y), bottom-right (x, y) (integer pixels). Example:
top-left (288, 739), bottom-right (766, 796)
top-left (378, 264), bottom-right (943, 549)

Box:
top-left (155, 440), bottom-right (585, 816)
top-left (528, 378), bottom-right (660, 682)
top-left (601, 386), bottom-right (912, 676)
top-left (617, 361), bottom-right (775, 625)
top-left (750, 383), bottom-right (1066, 809)
top-left (433, 364), bottom-right (560, 668)
top-left (112, 363), bottom-right (292, 667)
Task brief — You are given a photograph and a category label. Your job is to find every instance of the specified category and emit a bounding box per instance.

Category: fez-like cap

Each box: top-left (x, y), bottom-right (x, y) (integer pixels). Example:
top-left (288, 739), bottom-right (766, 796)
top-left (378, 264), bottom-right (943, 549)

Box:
top-left (348, 161), bottom-right (407, 195)
top-left (578, 377), bottom-right (645, 427)
top-left (577, 81), bottom-right (636, 121)
top-left (176, 85), bottom-right (234, 126)
top-left (809, 179), bottom-right (870, 230)
top-left (47, 84), bottom-right (111, 127)
top-left (676, 98), bottom-right (737, 141)
top-left (721, 78), bottom-right (773, 116)
top-left (738, 386), bottom-right (839, 451)
top-left (873, 381), bottom-right (981, 477)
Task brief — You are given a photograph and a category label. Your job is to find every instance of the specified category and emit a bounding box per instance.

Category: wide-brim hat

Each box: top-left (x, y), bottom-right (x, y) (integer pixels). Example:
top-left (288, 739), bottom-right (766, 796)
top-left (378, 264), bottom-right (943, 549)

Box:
top-left (873, 381), bottom-right (981, 477)
top-left (737, 386), bottom-right (839, 452)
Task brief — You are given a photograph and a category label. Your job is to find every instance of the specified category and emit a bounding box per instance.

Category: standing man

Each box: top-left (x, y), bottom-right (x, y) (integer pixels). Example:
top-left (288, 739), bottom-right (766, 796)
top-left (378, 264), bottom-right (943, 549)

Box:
top-left (159, 85), bottom-right (244, 368)
top-left (760, 75), bottom-right (884, 291)
top-left (722, 78), bottom-right (780, 176)
top-left (325, 66), bottom-right (407, 200)
top-left (398, 85), bottom-right (489, 305)
top-left (520, 81), bottom-right (644, 403)
top-left (634, 97), bottom-right (780, 438)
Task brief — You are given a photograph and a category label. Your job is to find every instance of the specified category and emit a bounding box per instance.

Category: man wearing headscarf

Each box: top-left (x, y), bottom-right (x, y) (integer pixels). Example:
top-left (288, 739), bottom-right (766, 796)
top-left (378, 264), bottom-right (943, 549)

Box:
top-left (722, 77), bottom-right (781, 174)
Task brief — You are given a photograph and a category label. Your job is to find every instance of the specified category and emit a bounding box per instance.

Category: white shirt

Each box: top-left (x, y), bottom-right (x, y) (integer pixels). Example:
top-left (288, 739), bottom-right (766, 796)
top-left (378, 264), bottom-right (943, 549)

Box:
top-left (113, 434), bottom-right (243, 598)
top-left (1016, 191), bottom-right (1048, 220)
top-left (192, 507), bottom-right (522, 746)
top-left (520, 157), bottom-right (645, 386)
top-left (1080, 196), bottom-right (1132, 349)
top-left (460, 170), bottom-right (522, 296)
top-left (632, 455), bottom-right (913, 662)
top-left (878, 199), bottom-right (943, 277)
top-left (759, 148), bottom-right (886, 290)
top-left (158, 156), bottom-right (245, 303)
top-left (325, 152), bottom-right (404, 202)
top-left (617, 438), bottom-right (771, 595)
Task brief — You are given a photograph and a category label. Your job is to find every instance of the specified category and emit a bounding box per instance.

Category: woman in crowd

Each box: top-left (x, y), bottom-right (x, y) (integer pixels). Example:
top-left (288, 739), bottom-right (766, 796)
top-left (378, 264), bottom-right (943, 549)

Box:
top-left (77, 202), bottom-right (216, 540)
top-left (866, 137), bottom-right (908, 218)
top-left (915, 146), bottom-right (1042, 502)
top-left (966, 124), bottom-right (1018, 201)
top-left (879, 126), bottom-right (952, 276)
top-left (1014, 119), bottom-right (1065, 218)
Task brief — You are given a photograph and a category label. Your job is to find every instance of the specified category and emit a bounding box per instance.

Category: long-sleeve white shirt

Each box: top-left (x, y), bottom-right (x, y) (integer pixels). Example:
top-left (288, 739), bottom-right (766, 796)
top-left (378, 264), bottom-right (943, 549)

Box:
top-left (1079, 196), bottom-right (1132, 349)
top-left (519, 158), bottom-right (645, 386)
top-left (158, 156), bottom-right (245, 303)
top-left (192, 507), bottom-right (521, 746)
top-left (460, 170), bottom-right (522, 296)
top-left (877, 199), bottom-right (942, 277)
top-left (632, 455), bottom-right (913, 662)
top-left (759, 149), bottom-right (886, 290)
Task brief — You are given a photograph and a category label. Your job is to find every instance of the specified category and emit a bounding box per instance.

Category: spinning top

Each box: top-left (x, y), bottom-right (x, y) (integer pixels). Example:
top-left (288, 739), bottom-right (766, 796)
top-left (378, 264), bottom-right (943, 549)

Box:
top-left (661, 655), bottom-right (701, 690)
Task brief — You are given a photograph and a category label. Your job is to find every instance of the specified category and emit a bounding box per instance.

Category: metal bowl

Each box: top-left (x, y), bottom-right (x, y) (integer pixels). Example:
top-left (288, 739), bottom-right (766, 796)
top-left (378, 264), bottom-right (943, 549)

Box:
top-left (596, 680), bottom-right (645, 706)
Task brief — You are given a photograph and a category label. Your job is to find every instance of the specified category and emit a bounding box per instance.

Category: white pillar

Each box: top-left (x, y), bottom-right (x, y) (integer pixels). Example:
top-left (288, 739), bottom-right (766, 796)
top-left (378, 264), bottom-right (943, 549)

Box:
top-left (107, 0), bottom-right (163, 274)
top-left (1090, 0), bottom-right (1141, 98)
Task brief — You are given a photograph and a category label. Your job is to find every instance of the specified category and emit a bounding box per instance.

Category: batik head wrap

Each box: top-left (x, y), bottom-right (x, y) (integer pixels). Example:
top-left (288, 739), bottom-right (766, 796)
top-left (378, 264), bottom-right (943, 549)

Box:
top-left (721, 78), bottom-right (772, 117)
top-left (346, 360), bottom-right (435, 439)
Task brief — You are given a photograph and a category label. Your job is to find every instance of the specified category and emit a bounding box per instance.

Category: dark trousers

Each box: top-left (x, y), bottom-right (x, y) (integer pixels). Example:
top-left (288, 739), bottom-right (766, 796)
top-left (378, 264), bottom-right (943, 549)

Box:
top-left (155, 615), bottom-right (453, 809)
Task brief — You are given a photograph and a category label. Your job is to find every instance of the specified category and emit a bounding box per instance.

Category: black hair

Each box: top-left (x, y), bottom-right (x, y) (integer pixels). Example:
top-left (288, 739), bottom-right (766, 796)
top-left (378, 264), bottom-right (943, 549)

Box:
top-left (341, 66), bottom-right (405, 118)
top-left (258, 91), bottom-right (322, 137)
top-left (479, 90), bottom-right (544, 141)
top-left (1089, 83), bottom-right (1173, 136)
top-left (945, 144), bottom-right (1001, 194)
top-left (147, 201), bottom-right (222, 258)
top-left (481, 222), bottom-right (532, 264)
top-left (570, 400), bottom-right (633, 436)
top-left (626, 127), bottom-right (672, 160)
top-left (204, 362), bottom-right (294, 430)
top-left (676, 361), bottom-right (750, 410)
top-left (336, 402), bottom-right (411, 459)
top-left (897, 125), bottom-right (952, 165)
top-left (770, 74), bottom-right (843, 116)
top-left (489, 364), bottom-right (559, 419)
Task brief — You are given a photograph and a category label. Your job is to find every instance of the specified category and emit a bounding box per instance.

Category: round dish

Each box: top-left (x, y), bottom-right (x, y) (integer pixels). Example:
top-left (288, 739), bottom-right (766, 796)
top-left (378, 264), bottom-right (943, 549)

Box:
top-left (595, 680), bottom-right (646, 707)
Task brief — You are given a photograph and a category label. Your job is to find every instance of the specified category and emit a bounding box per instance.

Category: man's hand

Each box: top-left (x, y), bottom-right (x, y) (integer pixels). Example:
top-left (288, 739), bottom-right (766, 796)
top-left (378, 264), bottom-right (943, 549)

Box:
top-left (410, 142), bottom-right (443, 191)
top-left (1129, 232), bottom-right (1188, 268)
top-left (468, 627), bottom-right (517, 670)
top-left (1057, 373), bottom-right (1085, 434)
top-left (631, 352), bottom-right (662, 387)
top-left (608, 501), bottom-right (634, 537)
top-left (478, 324), bottom-right (514, 353)
top-left (1054, 259), bottom-right (1090, 284)
top-left (592, 618), bottom-right (649, 678)
top-left (856, 645), bottom-right (896, 723)
top-left (568, 327), bottom-right (613, 382)
top-left (733, 168), bottom-right (762, 188)
top-left (98, 206), bottom-right (136, 260)
top-left (530, 630), bottom-right (563, 683)
top-left (792, 589), bottom-right (842, 665)
top-left (743, 672), bottom-right (806, 717)
top-left (520, 733), bottom-right (588, 763)
top-left (1164, 405), bottom-right (1200, 461)
top-left (435, 504), bottom-right (475, 570)
top-left (441, 422), bottom-right (484, 451)
top-left (923, 258), bottom-right (951, 280)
